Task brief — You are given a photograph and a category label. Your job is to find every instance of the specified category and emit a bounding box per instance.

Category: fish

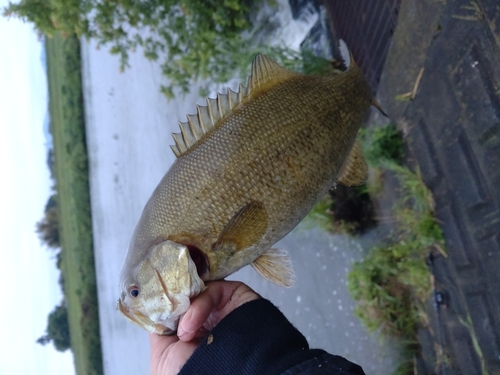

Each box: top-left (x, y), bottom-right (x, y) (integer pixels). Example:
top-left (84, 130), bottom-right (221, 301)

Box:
top-left (118, 44), bottom-right (378, 335)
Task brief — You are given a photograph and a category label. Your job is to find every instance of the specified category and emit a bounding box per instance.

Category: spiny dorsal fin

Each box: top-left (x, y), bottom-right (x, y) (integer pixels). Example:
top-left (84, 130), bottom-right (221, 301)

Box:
top-left (170, 85), bottom-right (249, 157)
top-left (337, 140), bottom-right (368, 186)
top-left (251, 248), bottom-right (296, 288)
top-left (248, 54), bottom-right (297, 94)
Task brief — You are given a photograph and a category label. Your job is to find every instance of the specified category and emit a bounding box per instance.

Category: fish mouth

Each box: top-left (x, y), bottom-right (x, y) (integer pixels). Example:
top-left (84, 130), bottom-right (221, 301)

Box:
top-left (117, 298), bottom-right (156, 333)
top-left (117, 298), bottom-right (176, 335)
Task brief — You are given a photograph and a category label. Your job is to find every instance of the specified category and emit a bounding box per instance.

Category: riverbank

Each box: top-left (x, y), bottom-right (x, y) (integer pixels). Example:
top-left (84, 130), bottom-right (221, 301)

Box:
top-left (45, 32), bottom-right (103, 375)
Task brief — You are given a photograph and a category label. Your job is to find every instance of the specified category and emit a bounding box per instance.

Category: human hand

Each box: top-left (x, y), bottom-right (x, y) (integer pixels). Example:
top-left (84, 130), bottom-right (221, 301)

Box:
top-left (149, 280), bottom-right (260, 375)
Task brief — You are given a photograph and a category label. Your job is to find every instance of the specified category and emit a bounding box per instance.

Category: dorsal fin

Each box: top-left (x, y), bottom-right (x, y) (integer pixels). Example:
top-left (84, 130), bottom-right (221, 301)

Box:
top-left (247, 54), bottom-right (297, 94)
top-left (170, 85), bottom-right (250, 157)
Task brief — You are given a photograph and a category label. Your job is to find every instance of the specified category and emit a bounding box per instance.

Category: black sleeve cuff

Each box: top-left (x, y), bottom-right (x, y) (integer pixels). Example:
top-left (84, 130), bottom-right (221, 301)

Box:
top-left (178, 298), bottom-right (364, 375)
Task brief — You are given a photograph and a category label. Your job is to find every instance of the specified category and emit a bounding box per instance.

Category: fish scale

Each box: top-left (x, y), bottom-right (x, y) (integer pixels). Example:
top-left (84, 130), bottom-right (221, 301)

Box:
top-left (118, 51), bottom-right (374, 334)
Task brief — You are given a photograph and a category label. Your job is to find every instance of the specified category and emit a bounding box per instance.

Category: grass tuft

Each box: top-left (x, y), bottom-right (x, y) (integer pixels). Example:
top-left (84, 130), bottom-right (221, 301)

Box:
top-left (348, 124), bottom-right (445, 373)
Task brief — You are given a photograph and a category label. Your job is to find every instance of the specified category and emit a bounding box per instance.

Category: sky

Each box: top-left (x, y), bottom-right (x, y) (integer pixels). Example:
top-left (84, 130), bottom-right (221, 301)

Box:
top-left (0, 1), bottom-right (76, 373)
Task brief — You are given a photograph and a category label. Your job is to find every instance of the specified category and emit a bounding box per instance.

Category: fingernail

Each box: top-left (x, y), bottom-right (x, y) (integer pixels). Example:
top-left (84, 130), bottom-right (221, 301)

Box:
top-left (178, 312), bottom-right (192, 338)
top-left (177, 325), bottom-right (186, 338)
top-left (178, 324), bottom-right (194, 338)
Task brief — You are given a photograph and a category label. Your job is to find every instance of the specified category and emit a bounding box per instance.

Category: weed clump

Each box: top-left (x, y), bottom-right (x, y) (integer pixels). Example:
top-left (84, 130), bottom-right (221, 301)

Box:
top-left (359, 123), bottom-right (404, 167)
top-left (304, 184), bottom-right (376, 235)
top-left (348, 124), bottom-right (445, 373)
top-left (348, 167), bottom-right (443, 337)
top-left (329, 185), bottom-right (376, 234)
top-left (305, 123), bottom-right (403, 236)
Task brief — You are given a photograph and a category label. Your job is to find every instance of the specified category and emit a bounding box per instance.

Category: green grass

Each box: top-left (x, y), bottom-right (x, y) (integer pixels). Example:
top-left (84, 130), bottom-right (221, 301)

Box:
top-left (303, 185), bottom-right (376, 235)
top-left (45, 33), bottom-right (103, 375)
top-left (347, 162), bottom-right (442, 330)
top-left (347, 125), bottom-right (445, 374)
top-left (358, 123), bottom-right (404, 167)
top-left (303, 195), bottom-right (359, 234)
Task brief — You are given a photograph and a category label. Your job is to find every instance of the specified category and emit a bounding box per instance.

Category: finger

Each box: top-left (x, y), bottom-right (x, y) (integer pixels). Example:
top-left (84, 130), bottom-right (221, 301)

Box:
top-left (176, 282), bottom-right (229, 341)
top-left (149, 332), bottom-right (178, 355)
top-left (149, 333), bottom-right (197, 375)
top-left (216, 282), bottom-right (261, 320)
top-left (177, 281), bottom-right (259, 341)
top-left (149, 333), bottom-right (178, 375)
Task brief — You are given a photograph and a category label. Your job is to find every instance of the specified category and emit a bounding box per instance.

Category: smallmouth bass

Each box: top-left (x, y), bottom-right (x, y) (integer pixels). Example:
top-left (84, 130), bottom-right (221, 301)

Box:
top-left (118, 46), bottom-right (378, 334)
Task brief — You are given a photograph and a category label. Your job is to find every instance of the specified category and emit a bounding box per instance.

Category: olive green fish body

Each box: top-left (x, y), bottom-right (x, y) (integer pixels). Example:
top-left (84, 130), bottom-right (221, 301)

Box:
top-left (128, 64), bottom-right (370, 273)
top-left (119, 53), bottom-right (373, 334)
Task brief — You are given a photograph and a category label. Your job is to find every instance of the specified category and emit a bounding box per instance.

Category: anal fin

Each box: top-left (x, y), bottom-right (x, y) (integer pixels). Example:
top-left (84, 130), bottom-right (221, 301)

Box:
top-left (337, 140), bottom-right (368, 186)
top-left (251, 248), bottom-right (295, 288)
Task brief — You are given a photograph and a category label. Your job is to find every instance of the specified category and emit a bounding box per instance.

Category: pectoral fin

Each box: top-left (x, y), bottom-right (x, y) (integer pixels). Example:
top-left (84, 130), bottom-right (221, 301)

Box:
top-left (251, 248), bottom-right (296, 288)
top-left (337, 140), bottom-right (368, 186)
top-left (213, 201), bottom-right (268, 253)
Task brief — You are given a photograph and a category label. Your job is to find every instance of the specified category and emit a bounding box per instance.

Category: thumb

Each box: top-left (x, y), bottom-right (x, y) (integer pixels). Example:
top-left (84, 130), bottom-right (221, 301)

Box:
top-left (177, 281), bottom-right (260, 342)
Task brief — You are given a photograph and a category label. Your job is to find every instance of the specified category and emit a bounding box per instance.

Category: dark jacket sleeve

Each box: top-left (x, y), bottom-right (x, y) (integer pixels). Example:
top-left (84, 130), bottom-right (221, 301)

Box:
top-left (178, 299), bottom-right (365, 375)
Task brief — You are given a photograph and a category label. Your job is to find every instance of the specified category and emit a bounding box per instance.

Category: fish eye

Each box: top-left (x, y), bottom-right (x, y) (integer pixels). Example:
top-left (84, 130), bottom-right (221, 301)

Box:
top-left (129, 287), bottom-right (140, 298)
